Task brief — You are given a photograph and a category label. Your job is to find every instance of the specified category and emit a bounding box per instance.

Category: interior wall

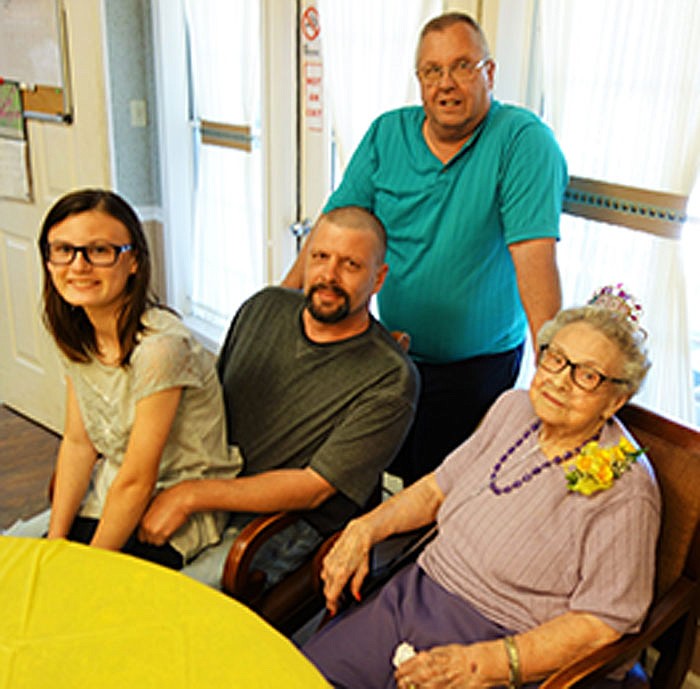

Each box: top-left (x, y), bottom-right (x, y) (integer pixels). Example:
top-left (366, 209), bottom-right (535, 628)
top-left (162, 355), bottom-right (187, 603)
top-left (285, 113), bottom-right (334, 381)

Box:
top-left (103, 0), bottom-right (165, 303)
top-left (103, 0), bottom-right (160, 209)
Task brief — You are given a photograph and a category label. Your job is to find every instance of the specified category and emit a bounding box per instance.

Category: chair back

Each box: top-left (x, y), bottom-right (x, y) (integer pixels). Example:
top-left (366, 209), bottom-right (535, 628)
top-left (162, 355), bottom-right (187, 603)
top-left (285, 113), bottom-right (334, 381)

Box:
top-left (617, 404), bottom-right (700, 598)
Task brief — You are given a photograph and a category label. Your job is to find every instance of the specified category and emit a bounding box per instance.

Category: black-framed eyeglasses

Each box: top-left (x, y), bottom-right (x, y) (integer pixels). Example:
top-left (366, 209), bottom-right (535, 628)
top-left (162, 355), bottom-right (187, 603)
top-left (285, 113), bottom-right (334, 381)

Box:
top-left (416, 57), bottom-right (489, 85)
top-left (46, 242), bottom-right (133, 267)
top-left (538, 344), bottom-right (629, 392)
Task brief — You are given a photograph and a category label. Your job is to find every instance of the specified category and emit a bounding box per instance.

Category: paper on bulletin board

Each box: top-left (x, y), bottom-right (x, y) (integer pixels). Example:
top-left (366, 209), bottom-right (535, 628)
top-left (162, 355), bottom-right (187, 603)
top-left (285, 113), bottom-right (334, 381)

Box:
top-left (0, 138), bottom-right (32, 200)
top-left (0, 81), bottom-right (25, 139)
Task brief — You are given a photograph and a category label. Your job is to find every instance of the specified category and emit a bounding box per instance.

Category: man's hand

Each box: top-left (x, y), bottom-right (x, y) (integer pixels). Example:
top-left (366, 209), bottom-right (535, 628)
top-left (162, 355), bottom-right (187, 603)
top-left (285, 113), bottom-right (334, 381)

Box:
top-left (391, 331), bottom-right (411, 352)
top-left (138, 483), bottom-right (192, 545)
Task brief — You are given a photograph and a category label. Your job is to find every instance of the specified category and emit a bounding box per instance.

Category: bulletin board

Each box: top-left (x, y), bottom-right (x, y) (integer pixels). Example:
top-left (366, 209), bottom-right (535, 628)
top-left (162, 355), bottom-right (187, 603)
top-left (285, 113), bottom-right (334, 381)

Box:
top-left (0, 0), bottom-right (72, 123)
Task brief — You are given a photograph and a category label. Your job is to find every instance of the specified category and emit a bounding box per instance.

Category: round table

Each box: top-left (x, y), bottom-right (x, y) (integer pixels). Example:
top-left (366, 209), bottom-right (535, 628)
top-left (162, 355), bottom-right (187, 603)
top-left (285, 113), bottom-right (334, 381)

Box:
top-left (0, 536), bottom-right (329, 688)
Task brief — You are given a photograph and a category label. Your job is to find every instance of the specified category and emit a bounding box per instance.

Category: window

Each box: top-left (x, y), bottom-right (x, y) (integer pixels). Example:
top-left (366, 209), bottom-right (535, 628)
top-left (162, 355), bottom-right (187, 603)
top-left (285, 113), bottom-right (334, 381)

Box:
top-left (525, 0), bottom-right (700, 425)
top-left (153, 0), bottom-right (296, 347)
top-left (185, 1), bottom-right (264, 332)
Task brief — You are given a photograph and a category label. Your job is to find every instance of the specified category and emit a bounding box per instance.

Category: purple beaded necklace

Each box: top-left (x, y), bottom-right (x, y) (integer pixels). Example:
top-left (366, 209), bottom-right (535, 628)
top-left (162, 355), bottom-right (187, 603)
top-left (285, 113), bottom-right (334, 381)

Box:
top-left (489, 420), bottom-right (601, 496)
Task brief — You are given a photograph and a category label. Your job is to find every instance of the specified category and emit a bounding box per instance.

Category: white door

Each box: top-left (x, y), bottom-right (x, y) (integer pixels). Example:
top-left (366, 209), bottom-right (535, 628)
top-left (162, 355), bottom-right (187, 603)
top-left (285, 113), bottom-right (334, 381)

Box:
top-left (0, 1), bottom-right (111, 432)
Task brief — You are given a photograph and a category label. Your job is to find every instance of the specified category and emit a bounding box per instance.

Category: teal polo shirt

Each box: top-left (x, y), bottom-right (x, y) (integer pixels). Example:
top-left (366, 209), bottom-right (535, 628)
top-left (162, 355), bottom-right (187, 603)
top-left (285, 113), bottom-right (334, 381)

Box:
top-left (325, 101), bottom-right (567, 363)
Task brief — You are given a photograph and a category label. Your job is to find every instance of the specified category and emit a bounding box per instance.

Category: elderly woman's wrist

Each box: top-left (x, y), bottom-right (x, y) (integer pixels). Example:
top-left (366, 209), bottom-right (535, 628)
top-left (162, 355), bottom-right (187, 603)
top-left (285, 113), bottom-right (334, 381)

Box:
top-left (462, 640), bottom-right (513, 686)
top-left (503, 635), bottom-right (522, 689)
top-left (346, 516), bottom-right (376, 548)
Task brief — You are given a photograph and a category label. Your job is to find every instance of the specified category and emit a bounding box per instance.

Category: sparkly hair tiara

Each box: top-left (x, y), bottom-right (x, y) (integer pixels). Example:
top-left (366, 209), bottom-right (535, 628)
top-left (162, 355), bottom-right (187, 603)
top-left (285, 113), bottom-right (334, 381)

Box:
top-left (587, 283), bottom-right (645, 334)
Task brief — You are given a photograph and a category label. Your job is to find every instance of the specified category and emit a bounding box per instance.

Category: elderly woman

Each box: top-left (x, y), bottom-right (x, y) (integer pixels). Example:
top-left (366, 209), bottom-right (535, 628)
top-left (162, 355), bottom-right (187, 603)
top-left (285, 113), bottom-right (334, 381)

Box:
top-left (303, 289), bottom-right (659, 689)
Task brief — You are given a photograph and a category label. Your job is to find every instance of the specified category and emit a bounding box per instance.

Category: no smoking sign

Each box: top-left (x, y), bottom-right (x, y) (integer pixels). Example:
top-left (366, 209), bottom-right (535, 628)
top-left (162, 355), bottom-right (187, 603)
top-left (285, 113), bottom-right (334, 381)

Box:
top-left (302, 6), bottom-right (320, 42)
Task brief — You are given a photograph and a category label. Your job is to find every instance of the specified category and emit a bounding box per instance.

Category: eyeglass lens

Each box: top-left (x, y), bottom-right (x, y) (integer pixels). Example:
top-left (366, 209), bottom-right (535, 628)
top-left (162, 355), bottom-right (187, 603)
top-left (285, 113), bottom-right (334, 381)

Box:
top-left (420, 58), bottom-right (486, 84)
top-left (539, 347), bottom-right (603, 391)
top-left (47, 242), bottom-right (125, 266)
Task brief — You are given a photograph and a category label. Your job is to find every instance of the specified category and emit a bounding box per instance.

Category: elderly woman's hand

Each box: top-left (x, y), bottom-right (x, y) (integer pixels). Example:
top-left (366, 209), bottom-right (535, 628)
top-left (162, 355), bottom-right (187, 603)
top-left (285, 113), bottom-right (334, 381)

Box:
top-left (321, 518), bottom-right (374, 616)
top-left (394, 642), bottom-right (504, 689)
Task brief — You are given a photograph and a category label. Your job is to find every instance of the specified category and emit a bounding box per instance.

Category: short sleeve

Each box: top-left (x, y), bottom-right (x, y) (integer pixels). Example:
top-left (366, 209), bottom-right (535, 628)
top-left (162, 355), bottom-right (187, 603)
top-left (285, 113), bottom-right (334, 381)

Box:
top-left (309, 376), bottom-right (416, 507)
top-left (499, 119), bottom-right (568, 245)
top-left (131, 331), bottom-right (206, 402)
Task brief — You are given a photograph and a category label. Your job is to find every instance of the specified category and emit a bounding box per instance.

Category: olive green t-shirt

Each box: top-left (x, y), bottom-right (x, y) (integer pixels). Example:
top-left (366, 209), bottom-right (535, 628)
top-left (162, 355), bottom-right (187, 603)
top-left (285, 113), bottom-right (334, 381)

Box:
top-left (217, 287), bottom-right (418, 534)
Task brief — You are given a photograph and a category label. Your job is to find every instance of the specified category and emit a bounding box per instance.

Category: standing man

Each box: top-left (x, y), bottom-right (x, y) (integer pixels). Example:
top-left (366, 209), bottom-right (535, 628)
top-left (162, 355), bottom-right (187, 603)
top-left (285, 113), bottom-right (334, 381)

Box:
top-left (284, 13), bottom-right (567, 484)
top-left (139, 206), bottom-right (418, 588)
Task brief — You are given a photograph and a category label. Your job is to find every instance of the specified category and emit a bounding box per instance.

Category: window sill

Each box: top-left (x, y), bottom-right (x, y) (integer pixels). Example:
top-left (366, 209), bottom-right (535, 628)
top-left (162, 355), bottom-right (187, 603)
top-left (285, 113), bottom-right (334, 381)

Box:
top-left (182, 314), bottom-right (226, 356)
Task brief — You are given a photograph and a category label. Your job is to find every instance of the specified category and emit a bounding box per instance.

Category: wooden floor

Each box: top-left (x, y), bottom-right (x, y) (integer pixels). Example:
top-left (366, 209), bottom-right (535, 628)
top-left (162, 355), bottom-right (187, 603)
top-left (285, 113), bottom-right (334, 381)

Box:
top-left (0, 404), bottom-right (60, 530)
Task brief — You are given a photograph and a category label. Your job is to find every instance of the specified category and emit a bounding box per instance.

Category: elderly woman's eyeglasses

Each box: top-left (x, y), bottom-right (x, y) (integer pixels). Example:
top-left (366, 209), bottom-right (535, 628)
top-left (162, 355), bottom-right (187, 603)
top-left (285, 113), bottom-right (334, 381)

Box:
top-left (538, 344), bottom-right (628, 392)
top-left (416, 57), bottom-right (489, 85)
top-left (46, 241), bottom-right (133, 267)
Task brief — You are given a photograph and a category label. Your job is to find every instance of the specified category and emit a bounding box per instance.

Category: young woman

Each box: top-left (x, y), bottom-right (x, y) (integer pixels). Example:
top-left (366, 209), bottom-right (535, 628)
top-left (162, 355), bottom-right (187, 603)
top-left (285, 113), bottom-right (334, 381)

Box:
top-left (38, 188), bottom-right (240, 569)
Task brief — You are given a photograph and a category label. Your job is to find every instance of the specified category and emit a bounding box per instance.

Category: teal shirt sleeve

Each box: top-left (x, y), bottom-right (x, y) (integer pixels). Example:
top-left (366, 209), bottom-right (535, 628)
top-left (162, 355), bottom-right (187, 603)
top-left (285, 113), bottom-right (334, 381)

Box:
top-left (497, 114), bottom-right (568, 245)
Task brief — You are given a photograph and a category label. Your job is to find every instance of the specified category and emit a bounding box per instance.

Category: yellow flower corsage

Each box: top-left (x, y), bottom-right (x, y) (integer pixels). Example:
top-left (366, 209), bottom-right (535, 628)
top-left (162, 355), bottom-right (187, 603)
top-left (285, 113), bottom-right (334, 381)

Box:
top-left (565, 436), bottom-right (643, 496)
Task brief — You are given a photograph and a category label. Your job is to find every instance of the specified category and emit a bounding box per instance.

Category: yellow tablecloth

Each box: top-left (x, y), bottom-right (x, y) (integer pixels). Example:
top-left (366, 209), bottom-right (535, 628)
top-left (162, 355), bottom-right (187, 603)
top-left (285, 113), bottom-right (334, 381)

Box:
top-left (0, 536), bottom-right (329, 689)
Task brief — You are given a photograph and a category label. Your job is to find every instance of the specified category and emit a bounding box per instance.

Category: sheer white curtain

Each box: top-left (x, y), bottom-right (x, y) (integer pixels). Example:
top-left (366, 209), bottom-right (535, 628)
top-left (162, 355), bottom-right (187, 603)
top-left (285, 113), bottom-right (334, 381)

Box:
top-left (319, 0), bottom-right (442, 170)
top-left (530, 0), bottom-right (700, 423)
top-left (185, 0), bottom-right (264, 329)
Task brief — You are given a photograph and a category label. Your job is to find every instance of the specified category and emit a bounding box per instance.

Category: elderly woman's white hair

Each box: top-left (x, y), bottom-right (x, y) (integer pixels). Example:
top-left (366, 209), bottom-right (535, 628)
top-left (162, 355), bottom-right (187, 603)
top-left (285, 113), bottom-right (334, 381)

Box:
top-left (536, 305), bottom-right (651, 396)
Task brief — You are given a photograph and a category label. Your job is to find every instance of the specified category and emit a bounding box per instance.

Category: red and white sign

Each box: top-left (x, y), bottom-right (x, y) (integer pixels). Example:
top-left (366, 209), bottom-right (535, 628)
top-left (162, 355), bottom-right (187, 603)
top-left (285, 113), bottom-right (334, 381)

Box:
top-left (301, 3), bottom-right (323, 134)
top-left (304, 61), bottom-right (323, 132)
top-left (301, 6), bottom-right (320, 42)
